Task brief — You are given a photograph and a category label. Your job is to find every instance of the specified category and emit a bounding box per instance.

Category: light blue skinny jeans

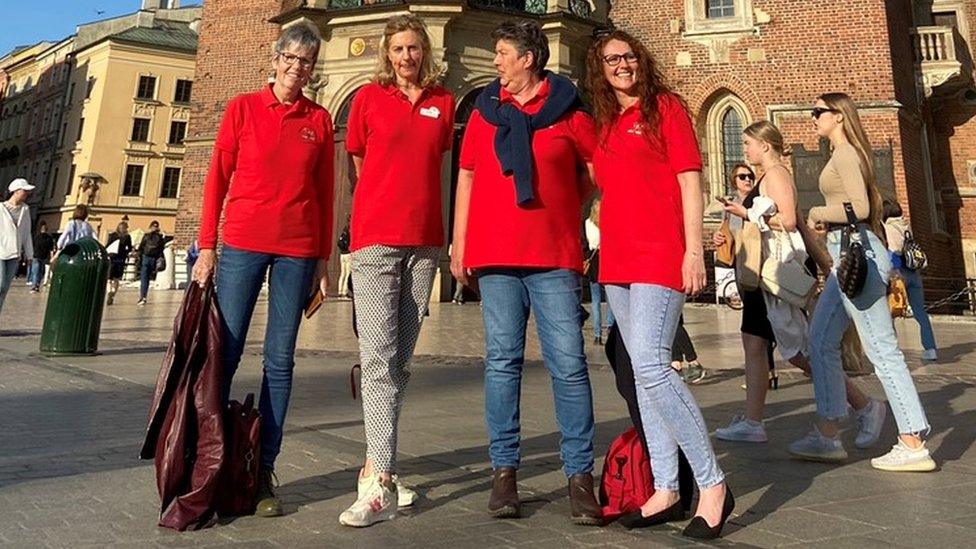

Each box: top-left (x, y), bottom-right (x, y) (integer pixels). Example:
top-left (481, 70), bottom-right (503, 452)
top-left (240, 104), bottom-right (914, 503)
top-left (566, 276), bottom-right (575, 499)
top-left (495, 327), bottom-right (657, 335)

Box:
top-left (810, 228), bottom-right (930, 435)
top-left (606, 283), bottom-right (725, 491)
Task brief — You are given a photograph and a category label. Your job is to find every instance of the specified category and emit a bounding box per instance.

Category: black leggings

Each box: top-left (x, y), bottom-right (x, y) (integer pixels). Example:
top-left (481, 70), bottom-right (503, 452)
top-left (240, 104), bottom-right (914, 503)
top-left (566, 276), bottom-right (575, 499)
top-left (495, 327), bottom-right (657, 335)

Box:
top-left (671, 315), bottom-right (698, 363)
top-left (606, 324), bottom-right (695, 512)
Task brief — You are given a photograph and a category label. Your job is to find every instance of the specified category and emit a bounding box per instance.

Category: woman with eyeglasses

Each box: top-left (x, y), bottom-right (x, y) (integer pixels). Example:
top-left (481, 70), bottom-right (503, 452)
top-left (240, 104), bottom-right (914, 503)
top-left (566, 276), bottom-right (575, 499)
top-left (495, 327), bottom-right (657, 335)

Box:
top-left (789, 93), bottom-right (935, 472)
top-left (585, 30), bottom-right (733, 539)
top-left (716, 122), bottom-right (880, 448)
top-left (338, 14), bottom-right (455, 528)
top-left (192, 22), bottom-right (335, 516)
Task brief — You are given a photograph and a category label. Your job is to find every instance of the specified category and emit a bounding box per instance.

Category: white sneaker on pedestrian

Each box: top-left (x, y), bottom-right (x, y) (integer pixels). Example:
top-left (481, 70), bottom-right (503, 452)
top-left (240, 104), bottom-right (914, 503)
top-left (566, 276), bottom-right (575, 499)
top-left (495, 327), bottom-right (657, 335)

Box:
top-left (357, 473), bottom-right (418, 507)
top-left (339, 475), bottom-right (397, 527)
top-left (921, 349), bottom-right (938, 362)
top-left (715, 415), bottom-right (768, 443)
top-left (137, 298), bottom-right (147, 306)
top-left (788, 427), bottom-right (847, 462)
top-left (871, 439), bottom-right (936, 472)
top-left (854, 399), bottom-right (887, 449)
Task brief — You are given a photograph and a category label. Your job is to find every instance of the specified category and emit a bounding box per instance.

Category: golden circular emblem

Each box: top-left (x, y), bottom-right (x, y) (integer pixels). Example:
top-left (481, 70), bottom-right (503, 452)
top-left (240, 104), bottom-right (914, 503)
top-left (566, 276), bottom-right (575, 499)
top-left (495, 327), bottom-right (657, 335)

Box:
top-left (350, 38), bottom-right (366, 57)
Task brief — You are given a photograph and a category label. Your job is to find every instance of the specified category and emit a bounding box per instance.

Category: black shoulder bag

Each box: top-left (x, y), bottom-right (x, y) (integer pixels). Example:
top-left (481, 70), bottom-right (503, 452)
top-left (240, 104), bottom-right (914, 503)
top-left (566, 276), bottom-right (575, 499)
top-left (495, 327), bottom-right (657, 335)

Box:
top-left (836, 202), bottom-right (867, 299)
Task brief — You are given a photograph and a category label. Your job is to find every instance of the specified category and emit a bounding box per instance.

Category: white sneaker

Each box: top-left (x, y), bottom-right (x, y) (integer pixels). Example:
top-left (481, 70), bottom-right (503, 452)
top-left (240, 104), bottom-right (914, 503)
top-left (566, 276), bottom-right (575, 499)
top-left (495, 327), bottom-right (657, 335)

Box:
top-left (871, 439), bottom-right (936, 472)
top-left (357, 474), bottom-right (418, 507)
top-left (715, 415), bottom-right (768, 443)
top-left (854, 400), bottom-right (887, 449)
top-left (922, 349), bottom-right (938, 362)
top-left (788, 427), bottom-right (847, 462)
top-left (339, 475), bottom-right (397, 527)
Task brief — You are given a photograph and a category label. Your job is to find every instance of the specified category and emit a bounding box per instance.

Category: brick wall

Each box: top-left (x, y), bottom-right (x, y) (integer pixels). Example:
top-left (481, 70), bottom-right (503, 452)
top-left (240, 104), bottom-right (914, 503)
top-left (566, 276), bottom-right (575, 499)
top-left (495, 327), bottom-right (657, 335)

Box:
top-left (174, 0), bottom-right (285, 246)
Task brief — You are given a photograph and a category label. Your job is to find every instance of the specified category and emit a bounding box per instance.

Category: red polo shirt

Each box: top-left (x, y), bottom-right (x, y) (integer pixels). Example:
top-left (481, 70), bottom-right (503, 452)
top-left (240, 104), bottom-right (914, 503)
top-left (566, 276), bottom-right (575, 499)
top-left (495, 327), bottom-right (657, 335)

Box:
top-left (199, 84), bottom-right (335, 259)
top-left (459, 80), bottom-right (596, 271)
top-left (593, 94), bottom-right (702, 290)
top-left (346, 83), bottom-right (455, 251)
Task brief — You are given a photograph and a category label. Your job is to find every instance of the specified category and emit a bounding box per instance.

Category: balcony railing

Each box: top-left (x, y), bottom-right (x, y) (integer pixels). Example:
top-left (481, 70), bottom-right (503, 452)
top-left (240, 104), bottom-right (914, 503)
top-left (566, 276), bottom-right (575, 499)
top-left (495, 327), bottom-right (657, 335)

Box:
top-left (327, 0), bottom-right (400, 8)
top-left (913, 26), bottom-right (964, 97)
top-left (325, 0), bottom-right (592, 17)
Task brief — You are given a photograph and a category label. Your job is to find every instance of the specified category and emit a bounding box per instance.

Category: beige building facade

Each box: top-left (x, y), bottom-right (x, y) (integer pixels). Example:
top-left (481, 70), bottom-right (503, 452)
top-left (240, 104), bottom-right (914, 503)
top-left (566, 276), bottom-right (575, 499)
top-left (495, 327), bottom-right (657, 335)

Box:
top-left (34, 2), bottom-right (200, 240)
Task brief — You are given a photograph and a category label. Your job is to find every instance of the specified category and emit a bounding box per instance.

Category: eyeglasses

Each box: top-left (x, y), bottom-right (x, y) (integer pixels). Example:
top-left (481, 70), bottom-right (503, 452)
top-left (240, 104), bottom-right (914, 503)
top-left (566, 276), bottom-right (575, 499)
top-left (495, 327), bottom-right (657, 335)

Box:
top-left (735, 173), bottom-right (756, 182)
top-left (603, 52), bottom-right (638, 66)
top-left (811, 107), bottom-right (839, 119)
top-left (277, 51), bottom-right (315, 69)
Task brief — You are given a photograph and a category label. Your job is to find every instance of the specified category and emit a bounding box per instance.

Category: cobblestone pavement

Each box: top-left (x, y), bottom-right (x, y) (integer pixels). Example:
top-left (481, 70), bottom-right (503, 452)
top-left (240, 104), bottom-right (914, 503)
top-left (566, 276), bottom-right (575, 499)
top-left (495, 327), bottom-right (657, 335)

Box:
top-left (2, 285), bottom-right (976, 548)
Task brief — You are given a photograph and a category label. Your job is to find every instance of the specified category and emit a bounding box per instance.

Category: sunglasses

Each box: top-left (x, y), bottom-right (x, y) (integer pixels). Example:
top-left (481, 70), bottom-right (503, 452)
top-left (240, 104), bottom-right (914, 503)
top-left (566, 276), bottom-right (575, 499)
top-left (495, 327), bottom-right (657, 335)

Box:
top-left (735, 173), bottom-right (756, 182)
top-left (592, 26), bottom-right (615, 39)
top-left (811, 107), bottom-right (839, 119)
top-left (603, 52), bottom-right (638, 66)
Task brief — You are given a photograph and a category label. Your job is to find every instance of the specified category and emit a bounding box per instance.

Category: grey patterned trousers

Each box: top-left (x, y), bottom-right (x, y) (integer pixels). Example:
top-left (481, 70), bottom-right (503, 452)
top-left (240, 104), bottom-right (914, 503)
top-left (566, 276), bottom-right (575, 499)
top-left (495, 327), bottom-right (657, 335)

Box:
top-left (351, 244), bottom-right (441, 472)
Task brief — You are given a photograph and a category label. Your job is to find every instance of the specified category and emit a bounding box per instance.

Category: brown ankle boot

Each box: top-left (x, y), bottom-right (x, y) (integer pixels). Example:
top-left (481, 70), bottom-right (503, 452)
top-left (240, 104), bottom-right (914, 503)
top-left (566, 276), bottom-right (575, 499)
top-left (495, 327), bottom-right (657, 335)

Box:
top-left (568, 473), bottom-right (603, 526)
top-left (488, 467), bottom-right (520, 518)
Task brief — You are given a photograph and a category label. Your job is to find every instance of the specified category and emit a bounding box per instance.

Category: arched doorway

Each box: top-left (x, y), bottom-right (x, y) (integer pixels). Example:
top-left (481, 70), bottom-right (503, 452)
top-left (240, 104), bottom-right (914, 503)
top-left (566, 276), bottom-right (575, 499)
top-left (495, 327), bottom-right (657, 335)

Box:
top-left (328, 87), bottom-right (361, 294)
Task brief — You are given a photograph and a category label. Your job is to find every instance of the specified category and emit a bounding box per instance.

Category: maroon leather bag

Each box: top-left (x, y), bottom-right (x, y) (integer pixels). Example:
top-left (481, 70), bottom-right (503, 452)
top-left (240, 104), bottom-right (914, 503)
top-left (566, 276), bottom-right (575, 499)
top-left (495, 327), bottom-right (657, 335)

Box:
top-left (217, 393), bottom-right (260, 516)
top-left (140, 281), bottom-right (225, 531)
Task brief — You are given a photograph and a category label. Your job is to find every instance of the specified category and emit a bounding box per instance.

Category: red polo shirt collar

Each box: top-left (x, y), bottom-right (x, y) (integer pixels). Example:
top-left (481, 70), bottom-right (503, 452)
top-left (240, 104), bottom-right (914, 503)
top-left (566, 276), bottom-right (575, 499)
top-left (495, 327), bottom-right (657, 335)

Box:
top-left (498, 78), bottom-right (551, 109)
top-left (380, 82), bottom-right (432, 104)
top-left (260, 83), bottom-right (310, 113)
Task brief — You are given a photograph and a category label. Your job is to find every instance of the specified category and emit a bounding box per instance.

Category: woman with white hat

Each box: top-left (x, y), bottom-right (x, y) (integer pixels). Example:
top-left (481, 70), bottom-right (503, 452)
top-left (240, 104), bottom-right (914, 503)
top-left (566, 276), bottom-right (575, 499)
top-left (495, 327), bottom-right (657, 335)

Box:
top-left (1, 178), bottom-right (35, 315)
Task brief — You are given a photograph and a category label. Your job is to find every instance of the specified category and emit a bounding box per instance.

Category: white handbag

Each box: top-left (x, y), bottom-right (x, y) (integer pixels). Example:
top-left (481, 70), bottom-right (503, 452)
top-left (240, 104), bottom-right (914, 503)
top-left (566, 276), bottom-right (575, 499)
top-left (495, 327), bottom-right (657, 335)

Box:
top-left (760, 230), bottom-right (816, 308)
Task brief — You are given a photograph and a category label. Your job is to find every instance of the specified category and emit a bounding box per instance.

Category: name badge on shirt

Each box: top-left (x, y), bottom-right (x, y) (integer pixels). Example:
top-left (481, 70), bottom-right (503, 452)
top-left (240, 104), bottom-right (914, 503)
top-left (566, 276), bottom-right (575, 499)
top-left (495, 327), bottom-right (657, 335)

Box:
top-left (419, 106), bottom-right (441, 119)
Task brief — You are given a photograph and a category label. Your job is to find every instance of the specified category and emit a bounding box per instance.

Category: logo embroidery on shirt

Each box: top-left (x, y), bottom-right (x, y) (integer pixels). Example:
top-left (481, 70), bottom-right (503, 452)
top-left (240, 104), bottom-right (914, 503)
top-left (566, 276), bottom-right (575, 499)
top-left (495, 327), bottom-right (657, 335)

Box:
top-left (420, 106), bottom-right (441, 119)
top-left (300, 126), bottom-right (318, 143)
top-left (625, 121), bottom-right (643, 136)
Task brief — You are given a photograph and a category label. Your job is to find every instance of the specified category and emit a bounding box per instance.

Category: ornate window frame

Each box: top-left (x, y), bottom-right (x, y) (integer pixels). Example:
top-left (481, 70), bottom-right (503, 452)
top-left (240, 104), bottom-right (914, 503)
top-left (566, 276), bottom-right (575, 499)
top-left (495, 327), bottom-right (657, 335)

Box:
top-left (704, 93), bottom-right (751, 200)
top-left (683, 0), bottom-right (760, 63)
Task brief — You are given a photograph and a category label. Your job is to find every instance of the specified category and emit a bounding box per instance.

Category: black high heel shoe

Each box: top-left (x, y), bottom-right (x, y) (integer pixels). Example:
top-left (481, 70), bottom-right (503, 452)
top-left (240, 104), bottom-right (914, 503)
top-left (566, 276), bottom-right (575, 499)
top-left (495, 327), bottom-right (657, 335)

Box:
top-left (617, 499), bottom-right (684, 529)
top-left (682, 487), bottom-right (735, 539)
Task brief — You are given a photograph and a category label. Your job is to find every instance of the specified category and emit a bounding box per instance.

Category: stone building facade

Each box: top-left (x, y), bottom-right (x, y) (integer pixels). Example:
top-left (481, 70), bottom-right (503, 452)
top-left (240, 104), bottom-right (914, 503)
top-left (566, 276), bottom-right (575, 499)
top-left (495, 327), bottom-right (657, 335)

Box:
top-left (175, 0), bottom-right (976, 305)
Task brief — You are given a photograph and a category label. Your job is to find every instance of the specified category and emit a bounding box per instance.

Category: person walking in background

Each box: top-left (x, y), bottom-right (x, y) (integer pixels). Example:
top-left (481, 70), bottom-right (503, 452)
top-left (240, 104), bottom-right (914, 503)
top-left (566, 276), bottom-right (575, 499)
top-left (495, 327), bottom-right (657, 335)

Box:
top-left (1, 178), bottom-right (35, 315)
top-left (105, 222), bottom-right (133, 305)
top-left (584, 197), bottom-right (614, 344)
top-left (451, 20), bottom-right (603, 526)
top-left (191, 22), bottom-right (334, 517)
top-left (671, 315), bottom-right (706, 383)
top-left (136, 220), bottom-right (165, 306)
top-left (57, 204), bottom-right (95, 250)
top-left (883, 200), bottom-right (937, 362)
top-left (716, 121), bottom-right (881, 447)
top-left (338, 14), bottom-right (454, 528)
top-left (792, 92), bottom-right (935, 472)
top-left (29, 220), bottom-right (55, 293)
top-left (586, 30), bottom-right (732, 538)
top-left (336, 224), bottom-right (351, 298)
top-left (185, 238), bottom-right (199, 290)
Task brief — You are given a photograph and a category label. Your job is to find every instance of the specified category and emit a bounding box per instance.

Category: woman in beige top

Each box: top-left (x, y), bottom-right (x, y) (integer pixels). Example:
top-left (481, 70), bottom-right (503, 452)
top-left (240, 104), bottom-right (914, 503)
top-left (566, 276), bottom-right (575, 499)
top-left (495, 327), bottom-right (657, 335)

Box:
top-left (788, 92), bottom-right (935, 472)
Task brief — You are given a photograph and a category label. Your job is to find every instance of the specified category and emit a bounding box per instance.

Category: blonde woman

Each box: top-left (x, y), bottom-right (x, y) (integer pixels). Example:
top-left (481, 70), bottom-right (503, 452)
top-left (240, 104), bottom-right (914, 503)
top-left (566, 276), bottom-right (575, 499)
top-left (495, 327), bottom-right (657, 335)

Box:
top-left (718, 121), bottom-right (881, 447)
top-left (791, 93), bottom-right (934, 471)
top-left (339, 14), bottom-right (455, 527)
top-left (584, 198), bottom-right (614, 344)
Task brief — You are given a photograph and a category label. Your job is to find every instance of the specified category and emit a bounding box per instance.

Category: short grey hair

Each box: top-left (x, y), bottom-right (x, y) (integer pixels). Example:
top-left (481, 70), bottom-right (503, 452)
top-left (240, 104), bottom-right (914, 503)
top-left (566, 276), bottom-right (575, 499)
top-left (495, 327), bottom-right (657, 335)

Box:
top-left (274, 22), bottom-right (322, 59)
top-left (491, 20), bottom-right (549, 76)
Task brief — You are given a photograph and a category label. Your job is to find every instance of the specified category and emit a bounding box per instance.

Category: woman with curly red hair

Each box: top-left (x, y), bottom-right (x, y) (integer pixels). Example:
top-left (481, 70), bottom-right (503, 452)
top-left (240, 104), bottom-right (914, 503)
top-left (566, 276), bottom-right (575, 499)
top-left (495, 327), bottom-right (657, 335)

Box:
top-left (584, 30), bottom-right (733, 539)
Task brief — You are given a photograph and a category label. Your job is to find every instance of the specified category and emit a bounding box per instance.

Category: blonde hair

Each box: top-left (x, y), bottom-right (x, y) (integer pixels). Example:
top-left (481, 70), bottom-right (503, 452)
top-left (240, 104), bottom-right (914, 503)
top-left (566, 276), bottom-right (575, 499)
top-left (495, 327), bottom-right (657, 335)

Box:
top-left (589, 197), bottom-right (601, 225)
top-left (819, 92), bottom-right (884, 234)
top-left (743, 120), bottom-right (793, 157)
top-left (374, 14), bottom-right (443, 89)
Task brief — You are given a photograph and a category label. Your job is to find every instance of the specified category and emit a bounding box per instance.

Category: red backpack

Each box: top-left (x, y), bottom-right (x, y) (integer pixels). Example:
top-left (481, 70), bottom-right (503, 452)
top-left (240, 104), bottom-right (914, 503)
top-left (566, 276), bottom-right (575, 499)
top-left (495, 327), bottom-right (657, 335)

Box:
top-left (599, 427), bottom-right (654, 521)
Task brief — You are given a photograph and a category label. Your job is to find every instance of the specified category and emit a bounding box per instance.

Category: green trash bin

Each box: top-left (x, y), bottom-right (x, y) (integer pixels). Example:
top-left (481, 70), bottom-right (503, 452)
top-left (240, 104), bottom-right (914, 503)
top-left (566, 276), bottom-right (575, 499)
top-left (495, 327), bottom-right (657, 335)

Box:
top-left (40, 237), bottom-right (110, 355)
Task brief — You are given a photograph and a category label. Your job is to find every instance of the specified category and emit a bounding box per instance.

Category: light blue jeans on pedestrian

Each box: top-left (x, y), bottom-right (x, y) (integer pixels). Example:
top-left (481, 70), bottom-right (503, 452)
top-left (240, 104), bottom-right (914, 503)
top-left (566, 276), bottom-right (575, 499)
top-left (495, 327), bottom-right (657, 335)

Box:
top-left (606, 283), bottom-right (725, 491)
top-left (28, 259), bottom-right (46, 289)
top-left (479, 268), bottom-right (595, 476)
top-left (0, 258), bottom-right (19, 315)
top-left (899, 267), bottom-right (936, 351)
top-left (216, 244), bottom-right (317, 470)
top-left (589, 281), bottom-right (615, 338)
top-left (810, 228), bottom-right (930, 434)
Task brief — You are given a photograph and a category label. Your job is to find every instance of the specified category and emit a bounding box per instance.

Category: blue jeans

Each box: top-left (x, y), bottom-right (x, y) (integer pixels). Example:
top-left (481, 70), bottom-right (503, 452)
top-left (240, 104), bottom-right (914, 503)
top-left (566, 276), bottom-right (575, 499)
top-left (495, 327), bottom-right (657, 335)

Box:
top-left (216, 245), bottom-right (317, 470)
top-left (589, 281), bottom-right (615, 338)
top-left (139, 255), bottom-right (156, 300)
top-left (479, 268), bottom-right (595, 476)
top-left (899, 268), bottom-right (936, 351)
top-left (606, 283), bottom-right (725, 491)
top-left (28, 259), bottom-right (46, 288)
top-left (0, 258), bottom-right (19, 315)
top-left (810, 229), bottom-right (929, 434)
